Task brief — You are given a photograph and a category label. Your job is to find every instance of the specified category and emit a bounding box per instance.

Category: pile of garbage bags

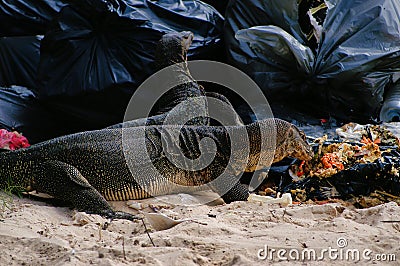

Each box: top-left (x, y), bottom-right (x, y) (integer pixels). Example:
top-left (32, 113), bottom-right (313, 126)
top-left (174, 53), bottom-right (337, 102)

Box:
top-left (225, 0), bottom-right (400, 123)
top-left (2, 0), bottom-right (400, 138)
top-left (0, 0), bottom-right (224, 143)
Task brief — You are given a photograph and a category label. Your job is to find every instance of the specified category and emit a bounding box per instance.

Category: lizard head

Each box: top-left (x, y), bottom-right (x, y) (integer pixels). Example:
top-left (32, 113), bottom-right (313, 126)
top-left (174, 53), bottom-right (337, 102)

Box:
top-left (244, 119), bottom-right (313, 172)
top-left (155, 31), bottom-right (194, 69)
top-left (273, 119), bottom-right (314, 163)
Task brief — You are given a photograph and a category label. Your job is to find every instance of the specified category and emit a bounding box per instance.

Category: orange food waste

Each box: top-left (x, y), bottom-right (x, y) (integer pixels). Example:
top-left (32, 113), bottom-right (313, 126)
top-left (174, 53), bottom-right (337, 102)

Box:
top-left (320, 153), bottom-right (344, 170)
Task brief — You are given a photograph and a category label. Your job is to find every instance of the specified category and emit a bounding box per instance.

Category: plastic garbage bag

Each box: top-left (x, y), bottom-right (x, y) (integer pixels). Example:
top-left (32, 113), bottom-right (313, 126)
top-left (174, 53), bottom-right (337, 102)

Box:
top-left (42, 84), bottom-right (132, 133)
top-left (226, 0), bottom-right (400, 122)
top-left (0, 84), bottom-right (128, 144)
top-left (0, 35), bottom-right (42, 90)
top-left (0, 0), bottom-right (67, 36)
top-left (380, 79), bottom-right (400, 122)
top-left (200, 0), bottom-right (229, 15)
top-left (0, 1), bottom-right (224, 142)
top-left (37, 0), bottom-right (224, 98)
top-left (0, 86), bottom-right (66, 144)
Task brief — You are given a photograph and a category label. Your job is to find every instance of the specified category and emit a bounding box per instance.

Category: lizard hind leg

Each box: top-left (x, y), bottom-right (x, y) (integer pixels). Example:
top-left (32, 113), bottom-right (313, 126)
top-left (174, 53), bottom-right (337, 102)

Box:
top-left (33, 160), bottom-right (140, 221)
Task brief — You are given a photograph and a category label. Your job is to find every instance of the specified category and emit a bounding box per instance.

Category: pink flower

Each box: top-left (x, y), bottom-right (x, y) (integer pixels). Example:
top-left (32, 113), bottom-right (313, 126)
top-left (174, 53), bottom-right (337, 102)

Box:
top-left (0, 129), bottom-right (13, 149)
top-left (9, 134), bottom-right (30, 150)
top-left (0, 129), bottom-right (30, 150)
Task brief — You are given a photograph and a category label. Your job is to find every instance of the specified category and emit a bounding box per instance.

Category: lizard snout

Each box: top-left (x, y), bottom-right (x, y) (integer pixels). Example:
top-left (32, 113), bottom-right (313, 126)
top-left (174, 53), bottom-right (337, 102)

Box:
top-left (289, 127), bottom-right (314, 161)
top-left (303, 144), bottom-right (314, 161)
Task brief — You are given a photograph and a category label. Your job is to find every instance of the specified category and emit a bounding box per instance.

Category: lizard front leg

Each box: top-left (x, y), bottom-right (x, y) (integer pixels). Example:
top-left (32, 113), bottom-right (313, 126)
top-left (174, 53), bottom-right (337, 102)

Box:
top-left (33, 160), bottom-right (140, 221)
top-left (220, 181), bottom-right (249, 203)
top-left (209, 174), bottom-right (249, 203)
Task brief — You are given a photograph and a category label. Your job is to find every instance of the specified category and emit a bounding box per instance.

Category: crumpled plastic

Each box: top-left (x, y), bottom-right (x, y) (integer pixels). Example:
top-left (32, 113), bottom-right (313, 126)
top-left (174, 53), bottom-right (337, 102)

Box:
top-left (380, 79), bottom-right (400, 122)
top-left (0, 0), bottom-right (67, 36)
top-left (0, 35), bottom-right (42, 90)
top-left (0, 86), bottom-right (67, 144)
top-left (200, 0), bottom-right (229, 15)
top-left (37, 0), bottom-right (224, 97)
top-left (0, 0), bottom-right (224, 142)
top-left (225, 0), bottom-right (400, 122)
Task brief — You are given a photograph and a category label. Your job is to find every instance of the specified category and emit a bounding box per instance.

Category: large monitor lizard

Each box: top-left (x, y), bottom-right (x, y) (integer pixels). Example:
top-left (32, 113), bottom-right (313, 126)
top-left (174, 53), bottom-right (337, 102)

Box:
top-left (0, 119), bottom-right (313, 221)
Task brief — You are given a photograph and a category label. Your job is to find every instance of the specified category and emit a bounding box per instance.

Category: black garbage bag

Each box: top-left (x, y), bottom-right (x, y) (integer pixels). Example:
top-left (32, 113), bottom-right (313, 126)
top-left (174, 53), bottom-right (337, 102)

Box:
top-left (37, 0), bottom-right (224, 98)
top-left (41, 84), bottom-right (132, 134)
top-left (0, 85), bottom-right (130, 144)
top-left (0, 35), bottom-right (42, 90)
top-left (0, 86), bottom-right (67, 144)
top-left (0, 86), bottom-right (122, 144)
top-left (380, 80), bottom-right (400, 122)
top-left (0, 0), bottom-right (67, 36)
top-left (225, 0), bottom-right (400, 122)
top-left (200, 0), bottom-right (229, 16)
top-left (328, 151), bottom-right (400, 198)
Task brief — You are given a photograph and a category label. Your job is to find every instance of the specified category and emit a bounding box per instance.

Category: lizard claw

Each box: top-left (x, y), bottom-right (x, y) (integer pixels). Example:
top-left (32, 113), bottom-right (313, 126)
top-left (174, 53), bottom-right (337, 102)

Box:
top-left (101, 211), bottom-right (142, 230)
top-left (95, 210), bottom-right (142, 222)
top-left (112, 211), bottom-right (143, 221)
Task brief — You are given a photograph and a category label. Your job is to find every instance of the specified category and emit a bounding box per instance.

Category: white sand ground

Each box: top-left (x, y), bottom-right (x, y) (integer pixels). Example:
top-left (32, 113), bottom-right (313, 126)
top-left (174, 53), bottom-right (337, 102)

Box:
top-left (0, 191), bottom-right (399, 265)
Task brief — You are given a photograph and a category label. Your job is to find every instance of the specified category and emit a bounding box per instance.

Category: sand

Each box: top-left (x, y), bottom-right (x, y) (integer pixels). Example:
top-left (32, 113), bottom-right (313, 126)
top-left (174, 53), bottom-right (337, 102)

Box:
top-left (0, 191), bottom-right (399, 265)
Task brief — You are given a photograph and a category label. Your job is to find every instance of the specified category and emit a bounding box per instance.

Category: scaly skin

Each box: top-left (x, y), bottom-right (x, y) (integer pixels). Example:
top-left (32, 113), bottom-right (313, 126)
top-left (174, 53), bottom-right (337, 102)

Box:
top-left (0, 118), bottom-right (313, 219)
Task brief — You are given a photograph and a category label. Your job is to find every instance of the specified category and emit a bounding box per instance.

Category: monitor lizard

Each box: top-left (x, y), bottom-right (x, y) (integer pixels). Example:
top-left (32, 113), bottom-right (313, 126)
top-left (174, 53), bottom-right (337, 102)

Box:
top-left (0, 119), bottom-right (313, 220)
